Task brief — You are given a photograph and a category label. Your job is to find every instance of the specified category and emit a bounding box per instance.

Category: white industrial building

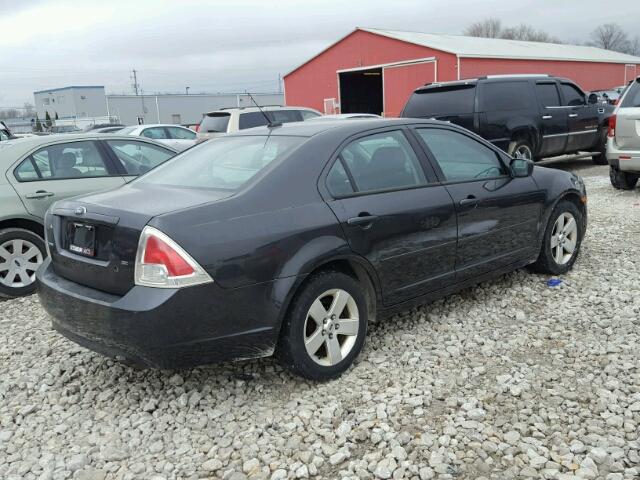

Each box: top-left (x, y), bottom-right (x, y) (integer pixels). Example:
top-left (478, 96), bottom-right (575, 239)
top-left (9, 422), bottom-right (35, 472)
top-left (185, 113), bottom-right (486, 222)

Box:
top-left (34, 86), bottom-right (107, 120)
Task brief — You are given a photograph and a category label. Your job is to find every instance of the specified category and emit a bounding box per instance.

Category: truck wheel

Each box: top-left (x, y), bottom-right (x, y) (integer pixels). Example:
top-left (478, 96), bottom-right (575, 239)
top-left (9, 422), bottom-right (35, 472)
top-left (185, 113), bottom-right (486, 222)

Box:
top-left (609, 167), bottom-right (638, 190)
top-left (0, 228), bottom-right (46, 298)
top-left (508, 139), bottom-right (534, 161)
top-left (591, 129), bottom-right (608, 165)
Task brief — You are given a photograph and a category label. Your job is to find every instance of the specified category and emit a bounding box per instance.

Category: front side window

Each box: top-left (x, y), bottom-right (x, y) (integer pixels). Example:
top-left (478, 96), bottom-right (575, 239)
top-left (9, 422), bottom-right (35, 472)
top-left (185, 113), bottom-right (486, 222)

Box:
top-left (337, 130), bottom-right (426, 193)
top-left (560, 83), bottom-right (585, 107)
top-left (417, 128), bottom-right (506, 182)
top-left (141, 127), bottom-right (168, 139)
top-left (536, 83), bottom-right (561, 107)
top-left (136, 135), bottom-right (304, 191)
top-left (14, 141), bottom-right (109, 181)
top-left (106, 140), bottom-right (175, 175)
top-left (167, 126), bottom-right (196, 140)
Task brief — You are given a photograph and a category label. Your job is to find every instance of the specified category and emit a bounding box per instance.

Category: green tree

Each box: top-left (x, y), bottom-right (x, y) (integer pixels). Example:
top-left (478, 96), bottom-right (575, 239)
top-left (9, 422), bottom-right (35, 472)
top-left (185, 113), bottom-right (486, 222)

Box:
top-left (54, 112), bottom-right (59, 120)
top-left (45, 110), bottom-right (52, 128)
top-left (34, 114), bottom-right (42, 132)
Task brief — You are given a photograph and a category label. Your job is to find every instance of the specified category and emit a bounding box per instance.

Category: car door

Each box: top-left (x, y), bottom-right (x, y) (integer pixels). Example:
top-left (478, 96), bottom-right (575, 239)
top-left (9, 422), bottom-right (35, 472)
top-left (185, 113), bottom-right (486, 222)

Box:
top-left (534, 81), bottom-right (568, 157)
top-left (166, 126), bottom-right (197, 151)
top-left (9, 140), bottom-right (125, 219)
top-left (559, 81), bottom-right (600, 152)
top-left (101, 139), bottom-right (177, 181)
top-left (414, 126), bottom-right (544, 281)
top-left (322, 128), bottom-right (458, 305)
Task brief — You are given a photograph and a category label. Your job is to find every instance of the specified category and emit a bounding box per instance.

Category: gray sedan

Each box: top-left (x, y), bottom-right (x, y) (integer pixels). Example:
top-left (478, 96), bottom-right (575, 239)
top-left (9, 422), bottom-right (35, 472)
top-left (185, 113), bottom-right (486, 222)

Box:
top-left (0, 134), bottom-right (177, 297)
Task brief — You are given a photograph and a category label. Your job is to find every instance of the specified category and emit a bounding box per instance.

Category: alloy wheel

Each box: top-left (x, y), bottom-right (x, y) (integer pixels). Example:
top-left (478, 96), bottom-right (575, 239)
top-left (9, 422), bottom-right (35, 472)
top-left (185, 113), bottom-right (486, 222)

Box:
top-left (514, 145), bottom-right (533, 160)
top-left (0, 239), bottom-right (44, 289)
top-left (550, 212), bottom-right (578, 265)
top-left (303, 289), bottom-right (359, 367)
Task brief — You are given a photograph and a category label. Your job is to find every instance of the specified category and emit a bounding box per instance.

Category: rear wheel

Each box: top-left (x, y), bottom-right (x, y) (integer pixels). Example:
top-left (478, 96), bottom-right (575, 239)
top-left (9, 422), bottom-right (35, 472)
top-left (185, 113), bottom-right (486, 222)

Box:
top-left (529, 201), bottom-right (583, 275)
top-left (508, 139), bottom-right (534, 161)
top-left (0, 228), bottom-right (46, 298)
top-left (277, 271), bottom-right (367, 381)
top-left (592, 129), bottom-right (608, 165)
top-left (610, 166), bottom-right (638, 190)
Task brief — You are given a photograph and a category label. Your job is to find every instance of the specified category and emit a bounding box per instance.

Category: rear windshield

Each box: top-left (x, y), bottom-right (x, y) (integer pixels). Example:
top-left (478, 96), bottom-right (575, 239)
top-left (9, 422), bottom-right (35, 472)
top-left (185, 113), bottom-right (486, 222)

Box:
top-left (200, 112), bottom-right (231, 133)
top-left (136, 135), bottom-right (304, 191)
top-left (621, 80), bottom-right (640, 108)
top-left (403, 85), bottom-right (476, 117)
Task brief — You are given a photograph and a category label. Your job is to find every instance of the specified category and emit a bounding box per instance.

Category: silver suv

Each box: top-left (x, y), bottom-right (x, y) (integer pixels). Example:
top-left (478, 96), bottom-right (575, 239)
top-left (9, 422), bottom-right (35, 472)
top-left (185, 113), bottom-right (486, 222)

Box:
top-left (607, 77), bottom-right (640, 190)
top-left (197, 106), bottom-right (321, 140)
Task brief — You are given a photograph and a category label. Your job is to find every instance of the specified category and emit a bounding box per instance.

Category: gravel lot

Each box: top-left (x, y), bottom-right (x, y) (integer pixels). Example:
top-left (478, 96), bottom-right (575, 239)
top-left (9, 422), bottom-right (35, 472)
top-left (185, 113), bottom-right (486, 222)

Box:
top-left (1, 162), bottom-right (639, 480)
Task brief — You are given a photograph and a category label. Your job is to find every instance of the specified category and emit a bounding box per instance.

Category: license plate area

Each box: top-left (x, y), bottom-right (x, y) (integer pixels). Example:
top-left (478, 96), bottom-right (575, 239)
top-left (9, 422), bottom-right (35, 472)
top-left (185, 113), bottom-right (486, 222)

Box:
top-left (67, 222), bottom-right (96, 257)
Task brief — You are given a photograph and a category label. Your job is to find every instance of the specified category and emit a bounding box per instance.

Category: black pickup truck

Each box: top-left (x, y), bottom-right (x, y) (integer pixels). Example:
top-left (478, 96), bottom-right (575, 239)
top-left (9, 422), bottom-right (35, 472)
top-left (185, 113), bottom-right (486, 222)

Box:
top-left (402, 75), bottom-right (614, 164)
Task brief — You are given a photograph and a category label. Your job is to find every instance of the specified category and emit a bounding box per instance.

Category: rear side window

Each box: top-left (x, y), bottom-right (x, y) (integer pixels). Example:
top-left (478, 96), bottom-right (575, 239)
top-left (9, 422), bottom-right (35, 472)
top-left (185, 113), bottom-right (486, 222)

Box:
top-left (239, 112), bottom-right (270, 130)
top-left (200, 113), bottom-right (230, 133)
top-left (536, 83), bottom-right (561, 107)
top-left (479, 81), bottom-right (533, 111)
top-left (239, 110), bottom-right (303, 130)
top-left (402, 85), bottom-right (476, 117)
top-left (141, 127), bottom-right (168, 139)
top-left (0, 130), bottom-right (9, 141)
top-left (621, 81), bottom-right (640, 108)
top-left (300, 110), bottom-right (321, 120)
top-left (560, 83), bottom-right (585, 106)
top-left (167, 126), bottom-right (196, 140)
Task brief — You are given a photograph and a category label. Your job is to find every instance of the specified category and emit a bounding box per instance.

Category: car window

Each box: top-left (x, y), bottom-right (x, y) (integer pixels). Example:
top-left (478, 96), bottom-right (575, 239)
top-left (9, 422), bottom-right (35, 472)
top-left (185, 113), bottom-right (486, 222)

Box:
top-left (269, 110), bottom-right (303, 123)
top-left (238, 110), bottom-right (303, 130)
top-left (105, 140), bottom-right (175, 175)
top-left (338, 130), bottom-right (426, 193)
top-left (560, 83), bottom-right (585, 106)
top-left (141, 127), bottom-right (168, 139)
top-left (326, 160), bottom-right (354, 197)
top-left (479, 81), bottom-right (534, 111)
top-left (166, 126), bottom-right (196, 140)
top-left (620, 81), bottom-right (640, 108)
top-left (300, 110), bottom-right (321, 120)
top-left (136, 135), bottom-right (304, 191)
top-left (417, 128), bottom-right (507, 182)
top-left (0, 130), bottom-right (9, 141)
top-left (200, 113), bottom-right (230, 133)
top-left (14, 141), bottom-right (110, 181)
top-left (239, 112), bottom-right (270, 130)
top-left (536, 83), bottom-right (561, 107)
top-left (403, 84), bottom-right (476, 117)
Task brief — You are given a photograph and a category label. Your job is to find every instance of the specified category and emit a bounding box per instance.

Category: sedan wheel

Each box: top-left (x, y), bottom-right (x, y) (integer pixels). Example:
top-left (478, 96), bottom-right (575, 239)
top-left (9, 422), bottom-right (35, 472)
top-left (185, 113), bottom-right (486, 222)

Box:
top-left (550, 212), bottom-right (578, 265)
top-left (0, 228), bottom-right (46, 298)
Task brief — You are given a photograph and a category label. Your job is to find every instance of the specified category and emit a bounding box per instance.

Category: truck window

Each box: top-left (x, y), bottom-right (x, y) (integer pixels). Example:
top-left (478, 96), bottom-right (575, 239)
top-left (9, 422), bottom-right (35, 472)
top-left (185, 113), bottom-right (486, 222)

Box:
top-left (560, 83), bottom-right (586, 106)
top-left (402, 85), bottom-right (476, 117)
top-left (479, 81), bottom-right (534, 111)
top-left (536, 83), bottom-right (561, 107)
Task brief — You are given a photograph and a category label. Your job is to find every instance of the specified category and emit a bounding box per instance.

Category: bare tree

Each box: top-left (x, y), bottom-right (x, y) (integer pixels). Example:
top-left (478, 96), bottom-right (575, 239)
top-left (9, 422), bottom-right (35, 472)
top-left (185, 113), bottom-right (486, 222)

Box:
top-left (501, 24), bottom-right (562, 43)
top-left (589, 23), bottom-right (630, 52)
top-left (22, 102), bottom-right (35, 117)
top-left (464, 18), bottom-right (502, 38)
top-left (629, 36), bottom-right (640, 56)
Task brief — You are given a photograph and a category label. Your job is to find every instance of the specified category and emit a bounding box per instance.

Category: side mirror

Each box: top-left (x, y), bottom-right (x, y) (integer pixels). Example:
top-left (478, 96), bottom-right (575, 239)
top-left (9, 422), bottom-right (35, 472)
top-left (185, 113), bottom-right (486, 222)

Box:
top-left (510, 157), bottom-right (534, 177)
top-left (588, 93), bottom-right (598, 105)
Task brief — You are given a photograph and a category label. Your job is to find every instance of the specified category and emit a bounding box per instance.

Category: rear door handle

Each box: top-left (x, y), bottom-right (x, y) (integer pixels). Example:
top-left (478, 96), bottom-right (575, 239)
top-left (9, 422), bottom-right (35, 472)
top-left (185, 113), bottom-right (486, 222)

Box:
top-left (347, 214), bottom-right (378, 227)
top-left (25, 190), bottom-right (54, 199)
top-left (542, 115), bottom-right (553, 119)
top-left (459, 196), bottom-right (478, 207)
top-left (569, 113), bottom-right (578, 118)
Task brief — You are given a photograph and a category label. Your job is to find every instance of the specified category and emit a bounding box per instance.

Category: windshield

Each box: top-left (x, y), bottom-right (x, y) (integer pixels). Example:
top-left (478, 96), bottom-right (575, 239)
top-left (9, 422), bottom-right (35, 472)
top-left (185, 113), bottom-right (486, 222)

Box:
top-left (136, 135), bottom-right (304, 190)
top-left (200, 113), bottom-right (231, 133)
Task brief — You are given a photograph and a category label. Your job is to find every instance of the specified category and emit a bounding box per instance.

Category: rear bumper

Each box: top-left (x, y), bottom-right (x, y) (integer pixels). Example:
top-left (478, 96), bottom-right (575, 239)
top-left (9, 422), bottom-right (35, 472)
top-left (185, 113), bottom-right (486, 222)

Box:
top-left (37, 258), bottom-right (296, 368)
top-left (607, 138), bottom-right (640, 172)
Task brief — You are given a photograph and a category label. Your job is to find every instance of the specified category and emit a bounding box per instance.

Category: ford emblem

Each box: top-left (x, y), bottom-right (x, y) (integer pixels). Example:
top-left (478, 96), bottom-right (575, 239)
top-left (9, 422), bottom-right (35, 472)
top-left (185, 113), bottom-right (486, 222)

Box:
top-left (75, 206), bottom-right (86, 215)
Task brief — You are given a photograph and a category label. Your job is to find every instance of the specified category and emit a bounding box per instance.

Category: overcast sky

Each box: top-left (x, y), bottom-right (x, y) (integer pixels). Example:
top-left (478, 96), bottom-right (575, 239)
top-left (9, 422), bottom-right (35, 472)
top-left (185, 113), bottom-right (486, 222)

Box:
top-left (1, 0), bottom-right (638, 107)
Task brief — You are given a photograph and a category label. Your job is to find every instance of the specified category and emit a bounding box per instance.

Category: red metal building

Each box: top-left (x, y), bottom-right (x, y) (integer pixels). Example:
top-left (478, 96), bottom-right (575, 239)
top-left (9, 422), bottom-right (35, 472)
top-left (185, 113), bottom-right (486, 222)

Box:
top-left (284, 28), bottom-right (640, 117)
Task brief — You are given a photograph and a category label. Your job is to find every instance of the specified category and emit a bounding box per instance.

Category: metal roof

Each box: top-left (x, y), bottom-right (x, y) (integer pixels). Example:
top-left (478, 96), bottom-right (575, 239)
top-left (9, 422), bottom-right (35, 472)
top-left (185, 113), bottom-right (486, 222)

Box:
top-left (33, 86), bottom-right (105, 95)
top-left (361, 28), bottom-right (640, 64)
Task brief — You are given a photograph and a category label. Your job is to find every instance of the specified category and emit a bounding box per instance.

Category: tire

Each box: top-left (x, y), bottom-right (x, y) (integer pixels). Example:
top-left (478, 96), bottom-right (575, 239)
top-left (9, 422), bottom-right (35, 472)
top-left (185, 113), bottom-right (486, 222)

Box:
top-left (529, 201), bottom-right (583, 275)
top-left (609, 166), bottom-right (638, 190)
top-left (508, 139), bottom-right (535, 161)
top-left (0, 228), bottom-right (46, 298)
top-left (591, 129), bottom-right (608, 165)
top-left (277, 271), bottom-right (368, 381)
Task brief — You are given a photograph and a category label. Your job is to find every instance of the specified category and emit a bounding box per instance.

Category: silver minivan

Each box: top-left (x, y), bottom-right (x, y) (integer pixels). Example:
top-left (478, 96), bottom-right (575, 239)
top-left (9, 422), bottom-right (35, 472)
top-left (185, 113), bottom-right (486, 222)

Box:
top-left (607, 77), bottom-right (640, 190)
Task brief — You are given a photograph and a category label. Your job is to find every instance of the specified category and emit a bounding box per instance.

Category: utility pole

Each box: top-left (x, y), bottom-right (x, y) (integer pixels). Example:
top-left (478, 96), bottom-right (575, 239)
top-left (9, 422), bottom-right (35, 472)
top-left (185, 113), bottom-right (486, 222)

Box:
top-left (278, 73), bottom-right (282, 94)
top-left (131, 69), bottom-right (140, 96)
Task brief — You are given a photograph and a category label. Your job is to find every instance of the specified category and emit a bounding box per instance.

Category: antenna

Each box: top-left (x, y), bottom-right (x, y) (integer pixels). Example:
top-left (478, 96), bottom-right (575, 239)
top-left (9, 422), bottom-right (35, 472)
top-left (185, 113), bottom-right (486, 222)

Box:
top-left (245, 91), bottom-right (281, 128)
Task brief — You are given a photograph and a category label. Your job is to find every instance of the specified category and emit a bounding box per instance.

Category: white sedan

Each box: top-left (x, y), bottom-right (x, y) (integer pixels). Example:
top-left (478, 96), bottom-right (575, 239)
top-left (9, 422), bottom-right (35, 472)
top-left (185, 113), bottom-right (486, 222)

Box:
top-left (119, 124), bottom-right (197, 152)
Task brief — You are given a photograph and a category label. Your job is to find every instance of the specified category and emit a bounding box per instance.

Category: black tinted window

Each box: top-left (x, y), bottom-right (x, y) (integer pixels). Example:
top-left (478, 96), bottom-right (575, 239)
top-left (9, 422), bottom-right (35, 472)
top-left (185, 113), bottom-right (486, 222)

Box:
top-left (403, 85), bottom-right (476, 117)
top-left (418, 128), bottom-right (506, 182)
top-left (560, 83), bottom-right (585, 106)
top-left (339, 131), bottom-right (426, 193)
top-left (239, 112), bottom-right (270, 130)
top-left (239, 110), bottom-right (302, 130)
top-left (480, 81), bottom-right (533, 111)
top-left (536, 83), bottom-right (561, 107)
top-left (200, 113), bottom-right (230, 133)
top-left (621, 81), bottom-right (640, 108)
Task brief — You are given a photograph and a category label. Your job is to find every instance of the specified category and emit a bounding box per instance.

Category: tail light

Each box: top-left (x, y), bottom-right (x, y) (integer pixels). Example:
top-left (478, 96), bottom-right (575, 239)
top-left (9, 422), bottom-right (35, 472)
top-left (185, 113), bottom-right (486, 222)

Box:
top-left (135, 226), bottom-right (212, 288)
top-left (194, 124), bottom-right (200, 133)
top-left (608, 114), bottom-right (616, 138)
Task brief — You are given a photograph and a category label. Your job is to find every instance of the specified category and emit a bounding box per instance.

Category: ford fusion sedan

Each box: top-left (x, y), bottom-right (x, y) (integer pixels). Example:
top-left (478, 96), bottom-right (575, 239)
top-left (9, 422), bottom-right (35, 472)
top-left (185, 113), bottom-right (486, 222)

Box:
top-left (0, 134), bottom-right (176, 297)
top-left (38, 119), bottom-right (587, 380)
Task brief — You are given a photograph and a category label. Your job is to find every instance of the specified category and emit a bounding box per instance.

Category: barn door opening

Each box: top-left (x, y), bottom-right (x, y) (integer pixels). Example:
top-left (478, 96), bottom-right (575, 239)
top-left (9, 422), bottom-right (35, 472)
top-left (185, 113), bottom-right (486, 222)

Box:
top-left (339, 68), bottom-right (383, 115)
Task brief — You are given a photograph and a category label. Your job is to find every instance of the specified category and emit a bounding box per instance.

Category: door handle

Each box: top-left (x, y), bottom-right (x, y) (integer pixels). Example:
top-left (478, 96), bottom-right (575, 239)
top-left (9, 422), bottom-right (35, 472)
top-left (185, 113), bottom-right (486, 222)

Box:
top-left (459, 196), bottom-right (478, 207)
top-left (347, 214), bottom-right (378, 227)
top-left (25, 190), bottom-right (54, 199)
top-left (568, 113), bottom-right (578, 118)
top-left (542, 115), bottom-right (553, 119)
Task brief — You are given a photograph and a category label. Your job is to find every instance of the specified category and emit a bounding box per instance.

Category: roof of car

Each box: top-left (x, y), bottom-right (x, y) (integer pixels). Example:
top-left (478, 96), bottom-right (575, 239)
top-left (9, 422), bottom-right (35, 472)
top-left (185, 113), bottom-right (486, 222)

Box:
top-left (414, 75), bottom-right (576, 92)
top-left (204, 106), bottom-right (319, 115)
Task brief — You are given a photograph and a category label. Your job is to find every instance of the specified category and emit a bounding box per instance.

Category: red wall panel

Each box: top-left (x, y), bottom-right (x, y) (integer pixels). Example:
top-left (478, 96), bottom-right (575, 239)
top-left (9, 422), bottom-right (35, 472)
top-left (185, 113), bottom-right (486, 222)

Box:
top-left (460, 57), bottom-right (639, 91)
top-left (383, 62), bottom-right (436, 117)
top-left (284, 30), bottom-right (457, 112)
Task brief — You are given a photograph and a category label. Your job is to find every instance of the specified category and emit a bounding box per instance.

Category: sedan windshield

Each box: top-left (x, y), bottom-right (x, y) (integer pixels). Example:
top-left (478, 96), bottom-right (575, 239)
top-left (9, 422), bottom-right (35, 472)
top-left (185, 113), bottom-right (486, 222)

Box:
top-left (136, 135), bottom-right (304, 190)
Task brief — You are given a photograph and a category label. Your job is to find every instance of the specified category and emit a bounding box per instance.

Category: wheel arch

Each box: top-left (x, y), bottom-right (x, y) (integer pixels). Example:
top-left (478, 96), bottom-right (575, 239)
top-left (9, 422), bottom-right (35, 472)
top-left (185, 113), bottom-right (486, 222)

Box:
top-left (0, 217), bottom-right (44, 239)
top-left (509, 126), bottom-right (540, 155)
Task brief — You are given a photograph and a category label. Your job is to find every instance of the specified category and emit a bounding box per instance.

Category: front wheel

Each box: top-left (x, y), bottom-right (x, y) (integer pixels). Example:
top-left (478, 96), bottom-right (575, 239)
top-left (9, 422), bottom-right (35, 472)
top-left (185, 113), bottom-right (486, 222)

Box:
top-left (0, 228), bottom-right (46, 298)
top-left (277, 271), bottom-right (368, 381)
top-left (610, 166), bottom-right (638, 190)
top-left (529, 201), bottom-right (583, 275)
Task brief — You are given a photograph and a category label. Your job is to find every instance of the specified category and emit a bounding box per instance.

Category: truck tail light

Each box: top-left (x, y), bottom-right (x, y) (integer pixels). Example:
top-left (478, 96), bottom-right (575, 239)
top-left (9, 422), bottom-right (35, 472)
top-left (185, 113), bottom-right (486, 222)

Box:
top-left (135, 226), bottom-right (212, 288)
top-left (608, 114), bottom-right (616, 138)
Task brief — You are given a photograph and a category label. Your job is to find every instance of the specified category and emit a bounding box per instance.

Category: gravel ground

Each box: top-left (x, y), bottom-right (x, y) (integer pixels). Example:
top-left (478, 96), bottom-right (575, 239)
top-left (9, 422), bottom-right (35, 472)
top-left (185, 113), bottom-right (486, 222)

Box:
top-left (1, 162), bottom-right (639, 480)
